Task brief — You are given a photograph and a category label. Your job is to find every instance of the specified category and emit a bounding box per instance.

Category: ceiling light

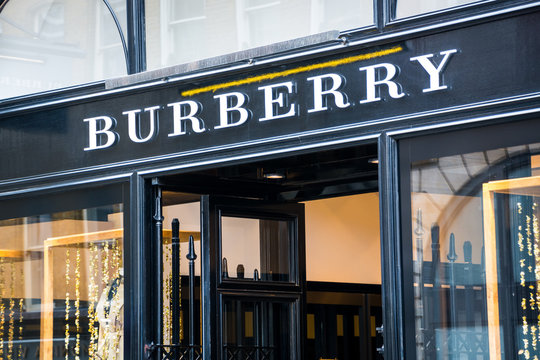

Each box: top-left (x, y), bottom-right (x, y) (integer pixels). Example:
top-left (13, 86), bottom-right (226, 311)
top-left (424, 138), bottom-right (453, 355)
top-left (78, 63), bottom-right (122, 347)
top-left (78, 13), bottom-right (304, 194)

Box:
top-left (264, 172), bottom-right (285, 179)
top-left (368, 158), bottom-right (379, 164)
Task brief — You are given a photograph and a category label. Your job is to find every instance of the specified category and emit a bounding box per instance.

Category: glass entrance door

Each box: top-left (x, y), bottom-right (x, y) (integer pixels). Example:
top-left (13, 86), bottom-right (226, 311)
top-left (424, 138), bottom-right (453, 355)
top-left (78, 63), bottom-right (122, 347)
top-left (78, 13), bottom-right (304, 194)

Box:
top-left (152, 191), bottom-right (305, 360)
top-left (203, 197), bottom-right (306, 360)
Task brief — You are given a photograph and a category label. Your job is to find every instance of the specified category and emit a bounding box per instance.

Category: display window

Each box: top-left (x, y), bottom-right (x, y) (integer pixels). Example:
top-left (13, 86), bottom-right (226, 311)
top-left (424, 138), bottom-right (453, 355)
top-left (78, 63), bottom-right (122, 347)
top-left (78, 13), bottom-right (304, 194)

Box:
top-left (0, 185), bottom-right (125, 360)
top-left (399, 119), bottom-right (540, 359)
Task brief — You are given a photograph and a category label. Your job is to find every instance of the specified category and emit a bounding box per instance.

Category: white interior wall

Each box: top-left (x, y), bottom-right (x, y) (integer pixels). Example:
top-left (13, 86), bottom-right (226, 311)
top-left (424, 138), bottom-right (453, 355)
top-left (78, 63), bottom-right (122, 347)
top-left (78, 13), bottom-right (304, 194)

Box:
top-left (304, 193), bottom-right (381, 284)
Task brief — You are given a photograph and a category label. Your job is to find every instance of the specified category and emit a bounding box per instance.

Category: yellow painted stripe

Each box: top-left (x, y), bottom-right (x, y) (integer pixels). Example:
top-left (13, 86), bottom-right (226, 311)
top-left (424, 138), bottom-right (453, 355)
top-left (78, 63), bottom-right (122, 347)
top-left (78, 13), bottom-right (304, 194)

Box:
top-left (181, 45), bottom-right (403, 97)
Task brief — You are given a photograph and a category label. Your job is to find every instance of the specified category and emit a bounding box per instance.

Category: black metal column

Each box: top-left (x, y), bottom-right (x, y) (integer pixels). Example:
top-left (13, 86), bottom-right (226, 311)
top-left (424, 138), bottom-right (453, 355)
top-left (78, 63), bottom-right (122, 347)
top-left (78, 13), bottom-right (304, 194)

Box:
top-left (127, 0), bottom-right (146, 73)
top-left (126, 175), bottom-right (144, 360)
top-left (171, 219), bottom-right (181, 357)
top-left (378, 133), bottom-right (405, 359)
top-left (153, 186), bottom-right (164, 359)
top-left (187, 235), bottom-right (198, 360)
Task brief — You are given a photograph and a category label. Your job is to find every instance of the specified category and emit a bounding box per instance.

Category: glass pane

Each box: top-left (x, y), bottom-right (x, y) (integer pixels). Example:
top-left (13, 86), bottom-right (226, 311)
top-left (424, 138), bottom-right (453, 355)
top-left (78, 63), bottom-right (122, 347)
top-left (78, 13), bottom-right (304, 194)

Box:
top-left (408, 138), bottom-right (540, 359)
top-left (0, 203), bottom-right (123, 359)
top-left (145, 0), bottom-right (373, 70)
top-left (223, 298), bottom-right (292, 359)
top-left (221, 216), bottom-right (291, 282)
top-left (395, 0), bottom-right (482, 19)
top-left (161, 198), bottom-right (202, 357)
top-left (0, 0), bottom-right (127, 100)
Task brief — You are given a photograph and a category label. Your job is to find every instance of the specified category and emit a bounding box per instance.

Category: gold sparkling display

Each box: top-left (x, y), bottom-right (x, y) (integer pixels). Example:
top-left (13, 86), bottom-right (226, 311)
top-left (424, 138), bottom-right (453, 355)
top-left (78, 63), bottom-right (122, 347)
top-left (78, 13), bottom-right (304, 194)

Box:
top-left (517, 201), bottom-right (540, 359)
top-left (62, 236), bottom-right (123, 359)
top-left (75, 248), bottom-right (81, 360)
top-left (0, 258), bottom-right (5, 359)
top-left (163, 241), bottom-right (172, 344)
top-left (162, 237), bottom-right (183, 345)
top-left (7, 261), bottom-right (15, 360)
top-left (65, 248), bottom-right (71, 360)
top-left (17, 261), bottom-right (24, 360)
top-left (88, 242), bottom-right (99, 358)
top-left (0, 257), bottom-right (26, 360)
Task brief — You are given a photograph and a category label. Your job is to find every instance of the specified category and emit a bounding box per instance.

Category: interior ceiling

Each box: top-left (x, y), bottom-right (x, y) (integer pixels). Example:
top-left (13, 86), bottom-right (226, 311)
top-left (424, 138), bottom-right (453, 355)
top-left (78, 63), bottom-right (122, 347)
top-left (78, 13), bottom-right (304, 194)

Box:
top-left (161, 144), bottom-right (379, 204)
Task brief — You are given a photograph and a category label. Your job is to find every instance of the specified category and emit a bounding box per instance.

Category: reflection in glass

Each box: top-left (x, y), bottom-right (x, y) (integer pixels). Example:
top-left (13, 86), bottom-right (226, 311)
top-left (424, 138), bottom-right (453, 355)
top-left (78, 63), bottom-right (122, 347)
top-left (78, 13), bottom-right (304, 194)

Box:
top-left (221, 216), bottom-right (291, 282)
top-left (409, 140), bottom-right (540, 359)
top-left (223, 298), bottom-right (292, 360)
top-left (145, 0), bottom-right (373, 69)
top-left (395, 0), bottom-right (481, 19)
top-left (0, 204), bottom-right (123, 359)
top-left (0, 0), bottom-right (127, 99)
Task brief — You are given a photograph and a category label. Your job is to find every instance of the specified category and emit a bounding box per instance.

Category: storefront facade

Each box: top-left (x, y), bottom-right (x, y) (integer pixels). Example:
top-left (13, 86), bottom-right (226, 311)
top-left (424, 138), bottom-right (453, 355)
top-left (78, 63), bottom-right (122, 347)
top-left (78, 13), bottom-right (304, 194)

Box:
top-left (1, 1), bottom-right (540, 359)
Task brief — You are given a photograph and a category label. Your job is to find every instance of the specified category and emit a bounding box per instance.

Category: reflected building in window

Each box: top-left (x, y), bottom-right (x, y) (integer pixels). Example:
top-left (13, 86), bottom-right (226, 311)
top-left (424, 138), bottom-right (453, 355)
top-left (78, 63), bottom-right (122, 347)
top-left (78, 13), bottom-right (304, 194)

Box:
top-left (0, 0), bottom-right (127, 99)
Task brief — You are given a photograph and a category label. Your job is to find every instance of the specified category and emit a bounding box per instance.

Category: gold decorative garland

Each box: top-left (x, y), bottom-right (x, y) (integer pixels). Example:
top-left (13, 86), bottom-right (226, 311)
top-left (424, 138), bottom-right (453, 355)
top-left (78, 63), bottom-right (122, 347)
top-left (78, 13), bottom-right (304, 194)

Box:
top-left (163, 242), bottom-right (172, 344)
top-left (88, 242), bottom-right (99, 359)
top-left (74, 248), bottom-right (81, 360)
top-left (162, 237), bottom-right (183, 345)
top-left (7, 261), bottom-right (14, 360)
top-left (65, 248), bottom-right (71, 360)
top-left (110, 239), bottom-right (122, 358)
top-left (17, 262), bottom-right (24, 359)
top-left (61, 237), bottom-right (124, 359)
top-left (517, 201), bottom-right (540, 359)
top-left (0, 258), bottom-right (5, 358)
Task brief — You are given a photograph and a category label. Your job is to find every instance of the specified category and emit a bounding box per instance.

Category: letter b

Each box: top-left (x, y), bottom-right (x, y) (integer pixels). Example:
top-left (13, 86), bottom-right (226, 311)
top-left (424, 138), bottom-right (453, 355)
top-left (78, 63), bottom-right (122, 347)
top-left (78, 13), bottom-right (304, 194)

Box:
top-left (214, 92), bottom-right (250, 129)
top-left (84, 116), bottom-right (119, 151)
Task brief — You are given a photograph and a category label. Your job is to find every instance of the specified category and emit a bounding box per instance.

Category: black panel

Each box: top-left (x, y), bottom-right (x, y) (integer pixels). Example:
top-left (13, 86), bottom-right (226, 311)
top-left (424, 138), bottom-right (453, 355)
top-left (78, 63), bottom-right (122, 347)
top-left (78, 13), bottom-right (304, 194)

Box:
top-left (0, 183), bottom-right (123, 220)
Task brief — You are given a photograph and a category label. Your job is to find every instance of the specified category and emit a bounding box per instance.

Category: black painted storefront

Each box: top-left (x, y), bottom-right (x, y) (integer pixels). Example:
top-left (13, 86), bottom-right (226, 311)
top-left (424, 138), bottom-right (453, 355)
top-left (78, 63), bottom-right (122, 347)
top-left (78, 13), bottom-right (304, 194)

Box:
top-left (1, 6), bottom-right (540, 360)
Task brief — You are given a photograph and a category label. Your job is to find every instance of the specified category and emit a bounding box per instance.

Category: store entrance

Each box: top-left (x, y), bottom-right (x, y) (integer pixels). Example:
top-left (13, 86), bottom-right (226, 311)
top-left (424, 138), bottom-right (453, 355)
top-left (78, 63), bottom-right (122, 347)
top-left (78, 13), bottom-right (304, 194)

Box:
top-left (151, 143), bottom-right (383, 360)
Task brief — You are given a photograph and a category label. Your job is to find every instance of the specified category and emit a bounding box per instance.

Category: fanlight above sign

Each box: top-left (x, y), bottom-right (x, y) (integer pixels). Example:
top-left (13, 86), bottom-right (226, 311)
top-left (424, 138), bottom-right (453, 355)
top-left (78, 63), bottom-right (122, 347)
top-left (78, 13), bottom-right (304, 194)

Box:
top-left (84, 48), bottom-right (458, 151)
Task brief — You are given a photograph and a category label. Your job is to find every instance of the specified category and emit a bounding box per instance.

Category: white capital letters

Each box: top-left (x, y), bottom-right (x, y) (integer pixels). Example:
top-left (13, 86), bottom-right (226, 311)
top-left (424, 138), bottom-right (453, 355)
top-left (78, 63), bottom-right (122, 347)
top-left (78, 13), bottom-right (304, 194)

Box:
top-left (410, 49), bottom-right (458, 92)
top-left (123, 106), bottom-right (160, 143)
top-left (84, 116), bottom-right (118, 151)
top-left (167, 100), bottom-right (205, 136)
top-left (307, 73), bottom-right (350, 113)
top-left (214, 92), bottom-right (250, 129)
top-left (360, 63), bottom-right (405, 104)
top-left (258, 81), bottom-right (296, 121)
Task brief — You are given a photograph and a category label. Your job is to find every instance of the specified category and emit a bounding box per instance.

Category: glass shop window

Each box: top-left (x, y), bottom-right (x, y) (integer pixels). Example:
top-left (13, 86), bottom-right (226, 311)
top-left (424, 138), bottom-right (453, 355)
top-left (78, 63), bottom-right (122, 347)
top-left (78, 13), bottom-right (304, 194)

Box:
top-left (0, 200), bottom-right (124, 359)
top-left (144, 0), bottom-right (373, 70)
top-left (394, 0), bottom-right (484, 19)
top-left (0, 0), bottom-right (127, 100)
top-left (402, 123), bottom-right (540, 359)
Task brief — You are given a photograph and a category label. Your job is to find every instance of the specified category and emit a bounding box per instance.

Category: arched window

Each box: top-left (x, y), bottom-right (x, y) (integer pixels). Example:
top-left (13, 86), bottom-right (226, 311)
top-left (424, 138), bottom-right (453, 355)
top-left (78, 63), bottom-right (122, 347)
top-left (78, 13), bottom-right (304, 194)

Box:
top-left (0, 0), bottom-right (128, 99)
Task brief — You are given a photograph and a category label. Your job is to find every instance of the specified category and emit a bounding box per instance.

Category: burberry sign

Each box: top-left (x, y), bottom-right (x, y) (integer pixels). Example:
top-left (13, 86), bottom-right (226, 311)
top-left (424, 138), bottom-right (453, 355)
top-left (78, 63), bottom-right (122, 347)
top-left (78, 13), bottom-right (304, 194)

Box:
top-left (83, 47), bottom-right (458, 151)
